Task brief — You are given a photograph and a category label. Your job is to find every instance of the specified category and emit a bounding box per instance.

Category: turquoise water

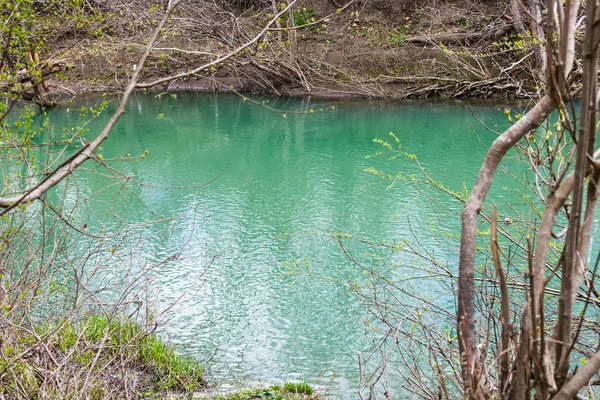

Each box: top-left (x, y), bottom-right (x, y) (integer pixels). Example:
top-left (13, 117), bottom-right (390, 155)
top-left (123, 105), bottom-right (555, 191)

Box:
top-left (36, 93), bottom-right (528, 397)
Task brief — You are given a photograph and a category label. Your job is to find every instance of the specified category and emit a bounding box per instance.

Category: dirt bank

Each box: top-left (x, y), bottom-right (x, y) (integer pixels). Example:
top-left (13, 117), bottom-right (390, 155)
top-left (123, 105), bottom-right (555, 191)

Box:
top-left (43, 0), bottom-right (548, 100)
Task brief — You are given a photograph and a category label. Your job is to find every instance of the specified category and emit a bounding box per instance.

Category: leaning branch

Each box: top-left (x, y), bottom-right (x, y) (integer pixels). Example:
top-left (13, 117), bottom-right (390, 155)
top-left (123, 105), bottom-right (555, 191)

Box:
top-left (136, 0), bottom-right (299, 89)
top-left (458, 93), bottom-right (555, 376)
top-left (552, 348), bottom-right (600, 400)
top-left (491, 206), bottom-right (511, 393)
top-left (0, 0), bottom-right (183, 211)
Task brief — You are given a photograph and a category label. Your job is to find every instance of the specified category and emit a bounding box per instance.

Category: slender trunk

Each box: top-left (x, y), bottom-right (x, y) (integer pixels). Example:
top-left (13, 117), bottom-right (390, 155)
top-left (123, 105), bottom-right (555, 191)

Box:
top-left (511, 0), bottom-right (526, 35)
top-left (553, 348), bottom-right (600, 400)
top-left (554, 0), bottom-right (600, 385)
top-left (511, 172), bottom-right (575, 399)
top-left (513, 0), bottom-right (547, 78)
top-left (28, 50), bottom-right (52, 107)
top-left (491, 206), bottom-right (511, 398)
top-left (576, 166), bottom-right (600, 294)
top-left (527, 0), bottom-right (547, 77)
top-left (458, 94), bottom-right (555, 395)
top-left (272, 0), bottom-right (282, 42)
top-left (288, 7), bottom-right (296, 49)
top-left (458, 1), bottom-right (581, 394)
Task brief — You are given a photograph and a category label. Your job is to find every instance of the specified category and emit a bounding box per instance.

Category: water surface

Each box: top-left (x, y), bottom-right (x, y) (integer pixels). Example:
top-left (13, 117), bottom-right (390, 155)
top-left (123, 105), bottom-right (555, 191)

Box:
top-left (40, 93), bottom-right (527, 397)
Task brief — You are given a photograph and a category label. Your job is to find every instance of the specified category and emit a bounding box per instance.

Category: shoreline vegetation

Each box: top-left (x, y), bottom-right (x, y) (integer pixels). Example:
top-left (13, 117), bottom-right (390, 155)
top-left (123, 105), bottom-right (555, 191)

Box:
top-left (22, 0), bottom-right (553, 105)
top-left (0, 313), bottom-right (205, 399)
top-left (1, 311), bottom-right (322, 399)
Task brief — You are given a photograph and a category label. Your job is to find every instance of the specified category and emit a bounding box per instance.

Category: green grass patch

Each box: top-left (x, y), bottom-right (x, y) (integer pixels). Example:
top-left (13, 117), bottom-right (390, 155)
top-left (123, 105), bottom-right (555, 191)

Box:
top-left (282, 381), bottom-right (313, 395)
top-left (43, 314), bottom-right (205, 393)
top-left (1, 312), bottom-right (205, 398)
top-left (206, 381), bottom-right (316, 400)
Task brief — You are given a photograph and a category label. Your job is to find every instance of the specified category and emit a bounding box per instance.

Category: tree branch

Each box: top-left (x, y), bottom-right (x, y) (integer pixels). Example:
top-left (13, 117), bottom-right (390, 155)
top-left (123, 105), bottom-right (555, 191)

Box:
top-left (0, 0), bottom-right (183, 210)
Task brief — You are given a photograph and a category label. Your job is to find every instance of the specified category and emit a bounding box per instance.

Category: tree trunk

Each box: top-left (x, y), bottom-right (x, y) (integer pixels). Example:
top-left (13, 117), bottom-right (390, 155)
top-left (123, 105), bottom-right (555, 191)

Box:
top-left (458, 94), bottom-right (555, 396)
top-left (553, 0), bottom-right (600, 386)
top-left (458, 1), bottom-right (582, 396)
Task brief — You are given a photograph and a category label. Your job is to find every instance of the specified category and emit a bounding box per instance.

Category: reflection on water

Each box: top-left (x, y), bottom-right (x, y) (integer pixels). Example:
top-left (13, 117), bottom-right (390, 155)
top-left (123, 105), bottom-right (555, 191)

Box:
top-left (39, 93), bottom-right (526, 397)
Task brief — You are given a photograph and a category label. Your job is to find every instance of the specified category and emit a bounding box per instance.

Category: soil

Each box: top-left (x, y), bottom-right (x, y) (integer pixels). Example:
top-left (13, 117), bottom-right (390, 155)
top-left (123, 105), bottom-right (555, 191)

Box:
top-left (43, 0), bottom-right (537, 101)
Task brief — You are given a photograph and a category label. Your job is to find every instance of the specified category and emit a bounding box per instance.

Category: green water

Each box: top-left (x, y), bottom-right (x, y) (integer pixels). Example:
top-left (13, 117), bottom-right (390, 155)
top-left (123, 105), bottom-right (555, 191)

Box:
top-left (38, 93), bottom-right (527, 397)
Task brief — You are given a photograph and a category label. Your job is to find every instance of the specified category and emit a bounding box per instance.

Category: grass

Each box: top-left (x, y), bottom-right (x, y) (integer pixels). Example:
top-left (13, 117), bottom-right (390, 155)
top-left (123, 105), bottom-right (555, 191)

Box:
top-left (69, 314), bottom-right (205, 391)
top-left (1, 313), bottom-right (321, 400)
top-left (0, 314), bottom-right (205, 399)
top-left (204, 381), bottom-right (317, 400)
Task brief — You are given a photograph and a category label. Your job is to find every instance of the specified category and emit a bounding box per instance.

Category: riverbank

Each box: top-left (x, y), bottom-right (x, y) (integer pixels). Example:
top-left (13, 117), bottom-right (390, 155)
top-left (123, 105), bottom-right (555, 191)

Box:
top-left (0, 310), bottom-right (324, 400)
top-left (41, 0), bottom-right (547, 102)
top-left (0, 314), bottom-right (205, 399)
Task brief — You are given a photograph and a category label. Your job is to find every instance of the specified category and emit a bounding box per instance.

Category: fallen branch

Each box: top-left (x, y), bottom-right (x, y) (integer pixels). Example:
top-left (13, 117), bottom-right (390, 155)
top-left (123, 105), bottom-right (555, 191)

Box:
top-left (401, 24), bottom-right (514, 45)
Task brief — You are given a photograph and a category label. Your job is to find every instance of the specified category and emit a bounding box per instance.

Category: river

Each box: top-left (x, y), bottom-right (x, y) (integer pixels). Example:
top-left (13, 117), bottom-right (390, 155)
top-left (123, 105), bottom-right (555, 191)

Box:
top-left (38, 93), bottom-right (530, 398)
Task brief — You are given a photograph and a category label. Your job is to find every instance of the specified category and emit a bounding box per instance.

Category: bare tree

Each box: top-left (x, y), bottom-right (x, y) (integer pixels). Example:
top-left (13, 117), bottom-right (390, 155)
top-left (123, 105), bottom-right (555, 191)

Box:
top-left (458, 0), bottom-right (600, 398)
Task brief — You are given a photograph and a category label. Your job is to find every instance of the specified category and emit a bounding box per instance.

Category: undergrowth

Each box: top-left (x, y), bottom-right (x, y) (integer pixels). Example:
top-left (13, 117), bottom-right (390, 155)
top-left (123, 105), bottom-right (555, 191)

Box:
top-left (0, 314), bottom-right (205, 399)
